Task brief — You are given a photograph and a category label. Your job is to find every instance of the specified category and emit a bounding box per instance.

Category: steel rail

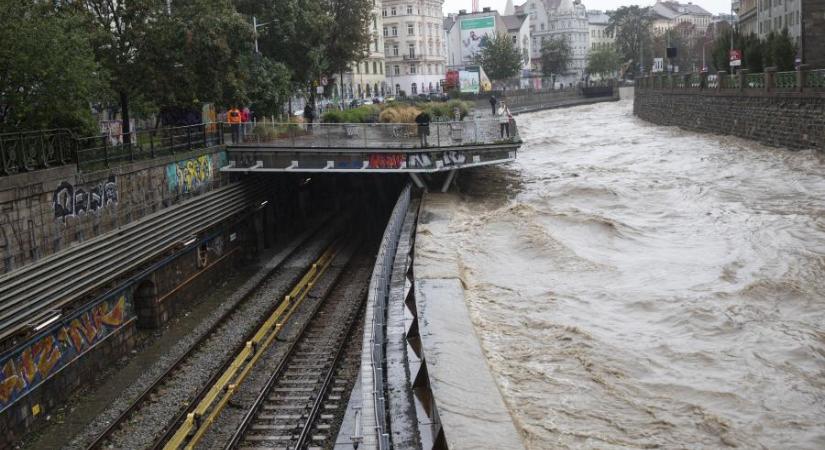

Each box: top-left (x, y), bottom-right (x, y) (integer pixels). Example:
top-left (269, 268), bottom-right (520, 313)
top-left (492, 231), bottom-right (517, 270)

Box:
top-left (224, 251), bottom-right (367, 449)
top-left (161, 238), bottom-right (346, 450)
top-left (0, 182), bottom-right (268, 343)
top-left (84, 220), bottom-right (335, 450)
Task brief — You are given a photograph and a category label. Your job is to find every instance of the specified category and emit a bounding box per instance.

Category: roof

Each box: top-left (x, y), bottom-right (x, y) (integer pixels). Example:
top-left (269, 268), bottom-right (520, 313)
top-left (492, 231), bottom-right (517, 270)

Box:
top-left (443, 15), bottom-right (456, 32)
top-left (587, 11), bottom-right (610, 25)
top-left (501, 14), bottom-right (527, 31)
top-left (656, 1), bottom-right (712, 18)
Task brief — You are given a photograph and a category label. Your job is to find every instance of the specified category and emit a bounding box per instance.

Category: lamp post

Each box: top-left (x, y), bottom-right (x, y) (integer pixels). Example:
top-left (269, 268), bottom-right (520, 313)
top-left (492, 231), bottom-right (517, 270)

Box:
top-left (252, 16), bottom-right (270, 54)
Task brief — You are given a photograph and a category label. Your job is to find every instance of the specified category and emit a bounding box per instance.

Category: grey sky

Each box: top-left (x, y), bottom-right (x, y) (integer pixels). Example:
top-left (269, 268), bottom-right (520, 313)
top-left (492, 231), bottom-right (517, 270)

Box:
top-left (442, 0), bottom-right (734, 16)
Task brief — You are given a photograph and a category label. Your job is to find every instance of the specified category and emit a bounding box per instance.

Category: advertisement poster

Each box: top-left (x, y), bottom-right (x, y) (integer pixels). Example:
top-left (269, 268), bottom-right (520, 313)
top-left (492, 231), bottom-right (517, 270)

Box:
top-left (460, 16), bottom-right (495, 61)
top-left (459, 69), bottom-right (480, 94)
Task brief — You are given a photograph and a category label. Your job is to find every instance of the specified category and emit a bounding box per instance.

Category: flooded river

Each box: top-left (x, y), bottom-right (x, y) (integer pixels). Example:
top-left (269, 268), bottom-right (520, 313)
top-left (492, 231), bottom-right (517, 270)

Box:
top-left (417, 100), bottom-right (825, 449)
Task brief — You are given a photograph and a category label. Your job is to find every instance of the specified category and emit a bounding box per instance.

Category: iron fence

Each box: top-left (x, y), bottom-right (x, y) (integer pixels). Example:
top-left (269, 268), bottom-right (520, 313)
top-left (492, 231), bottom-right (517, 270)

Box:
top-left (0, 129), bottom-right (76, 175)
top-left (232, 119), bottom-right (519, 149)
top-left (637, 67), bottom-right (825, 94)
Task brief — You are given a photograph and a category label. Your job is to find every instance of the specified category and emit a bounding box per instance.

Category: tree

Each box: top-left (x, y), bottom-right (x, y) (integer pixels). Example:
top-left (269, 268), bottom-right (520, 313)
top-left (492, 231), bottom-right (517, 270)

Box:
top-left (243, 56), bottom-right (292, 117)
top-left (474, 32), bottom-right (523, 84)
top-left (710, 23), bottom-right (734, 73)
top-left (606, 6), bottom-right (652, 76)
top-left (0, 1), bottom-right (103, 132)
top-left (540, 36), bottom-right (571, 78)
top-left (587, 47), bottom-right (621, 79)
top-left (764, 29), bottom-right (796, 71)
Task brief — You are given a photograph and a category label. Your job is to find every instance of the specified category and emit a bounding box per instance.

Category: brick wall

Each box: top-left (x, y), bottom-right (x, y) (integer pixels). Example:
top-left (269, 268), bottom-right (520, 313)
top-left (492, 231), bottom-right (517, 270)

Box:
top-left (633, 91), bottom-right (825, 151)
top-left (803, 0), bottom-right (825, 69)
top-left (0, 148), bottom-right (228, 274)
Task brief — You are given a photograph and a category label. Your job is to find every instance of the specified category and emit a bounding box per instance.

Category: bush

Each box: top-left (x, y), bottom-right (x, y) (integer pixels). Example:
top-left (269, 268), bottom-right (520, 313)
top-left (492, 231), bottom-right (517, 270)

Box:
top-left (322, 105), bottom-right (379, 123)
top-left (379, 105), bottom-right (422, 123)
top-left (421, 100), bottom-right (471, 121)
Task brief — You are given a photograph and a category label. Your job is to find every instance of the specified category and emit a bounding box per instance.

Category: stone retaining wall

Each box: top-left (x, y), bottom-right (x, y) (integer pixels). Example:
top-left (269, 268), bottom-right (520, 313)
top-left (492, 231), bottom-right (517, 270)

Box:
top-left (634, 90), bottom-right (825, 151)
top-left (0, 148), bottom-right (228, 274)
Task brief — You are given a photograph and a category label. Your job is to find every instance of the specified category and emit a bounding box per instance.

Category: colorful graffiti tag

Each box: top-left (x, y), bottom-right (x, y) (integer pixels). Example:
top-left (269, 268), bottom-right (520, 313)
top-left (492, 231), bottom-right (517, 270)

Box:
top-left (166, 153), bottom-right (226, 195)
top-left (368, 153), bottom-right (405, 169)
top-left (53, 175), bottom-right (118, 220)
top-left (0, 295), bottom-right (132, 412)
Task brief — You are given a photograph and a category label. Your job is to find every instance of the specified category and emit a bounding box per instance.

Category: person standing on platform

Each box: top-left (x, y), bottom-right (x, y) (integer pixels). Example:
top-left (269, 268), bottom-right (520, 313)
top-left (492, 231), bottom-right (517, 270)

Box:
top-left (415, 110), bottom-right (431, 147)
top-left (489, 95), bottom-right (497, 115)
top-left (498, 102), bottom-right (512, 138)
top-left (303, 103), bottom-right (314, 132)
top-left (227, 106), bottom-right (242, 143)
top-left (241, 107), bottom-right (251, 136)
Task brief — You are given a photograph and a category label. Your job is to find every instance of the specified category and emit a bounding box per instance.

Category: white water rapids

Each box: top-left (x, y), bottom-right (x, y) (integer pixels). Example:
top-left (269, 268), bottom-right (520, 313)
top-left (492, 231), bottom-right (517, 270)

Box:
top-left (414, 100), bottom-right (825, 449)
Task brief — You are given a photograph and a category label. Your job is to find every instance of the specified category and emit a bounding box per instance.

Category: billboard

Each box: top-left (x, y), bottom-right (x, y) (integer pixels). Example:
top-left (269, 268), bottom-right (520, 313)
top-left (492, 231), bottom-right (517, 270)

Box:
top-left (459, 69), bottom-right (480, 94)
top-left (729, 49), bottom-right (742, 67)
top-left (460, 16), bottom-right (495, 62)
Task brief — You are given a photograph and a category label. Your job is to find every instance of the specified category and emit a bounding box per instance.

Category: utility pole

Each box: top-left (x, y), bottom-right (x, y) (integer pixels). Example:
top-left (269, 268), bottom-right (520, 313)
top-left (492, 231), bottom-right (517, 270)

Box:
top-left (253, 16), bottom-right (270, 54)
top-left (729, 3), bottom-right (734, 75)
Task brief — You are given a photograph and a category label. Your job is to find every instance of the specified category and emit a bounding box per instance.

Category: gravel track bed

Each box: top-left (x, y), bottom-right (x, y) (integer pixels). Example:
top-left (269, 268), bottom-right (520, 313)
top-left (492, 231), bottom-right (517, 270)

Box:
top-left (65, 227), bottom-right (338, 450)
top-left (194, 250), bottom-right (374, 449)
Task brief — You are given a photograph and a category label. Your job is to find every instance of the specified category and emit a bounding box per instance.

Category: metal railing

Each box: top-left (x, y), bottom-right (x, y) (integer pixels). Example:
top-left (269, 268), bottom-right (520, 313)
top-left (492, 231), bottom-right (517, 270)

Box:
top-left (636, 66), bottom-right (825, 94)
top-left (364, 183), bottom-right (411, 449)
top-left (0, 129), bottom-right (77, 175)
top-left (76, 123), bottom-right (222, 171)
top-left (0, 123), bottom-right (223, 176)
top-left (230, 119), bottom-right (519, 149)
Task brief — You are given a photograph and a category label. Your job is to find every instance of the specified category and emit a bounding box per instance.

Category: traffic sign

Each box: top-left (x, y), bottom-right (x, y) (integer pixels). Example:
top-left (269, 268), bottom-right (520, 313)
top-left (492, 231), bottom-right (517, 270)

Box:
top-left (729, 49), bottom-right (742, 67)
top-left (321, 76), bottom-right (328, 86)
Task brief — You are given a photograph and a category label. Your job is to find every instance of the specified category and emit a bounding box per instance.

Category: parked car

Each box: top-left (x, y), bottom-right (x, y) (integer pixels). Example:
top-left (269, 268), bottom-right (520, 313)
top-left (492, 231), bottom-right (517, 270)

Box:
top-left (429, 92), bottom-right (448, 102)
top-left (384, 95), bottom-right (396, 102)
top-left (349, 99), bottom-right (363, 108)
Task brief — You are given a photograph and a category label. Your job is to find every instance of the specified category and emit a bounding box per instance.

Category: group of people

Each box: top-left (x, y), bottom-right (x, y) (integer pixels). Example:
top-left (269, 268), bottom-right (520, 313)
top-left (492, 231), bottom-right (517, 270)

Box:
top-left (489, 96), bottom-right (513, 138)
top-left (226, 106), bottom-right (251, 143)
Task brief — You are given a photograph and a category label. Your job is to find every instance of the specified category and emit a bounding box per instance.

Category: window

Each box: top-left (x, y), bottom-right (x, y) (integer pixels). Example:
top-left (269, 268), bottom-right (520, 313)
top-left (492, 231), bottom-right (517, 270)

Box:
top-left (392, 26), bottom-right (398, 36)
top-left (409, 44), bottom-right (415, 57)
top-left (410, 65), bottom-right (417, 74)
top-left (408, 24), bottom-right (414, 35)
top-left (393, 44), bottom-right (399, 56)
top-left (394, 65), bottom-right (400, 75)
top-left (541, 23), bottom-right (545, 30)
top-left (407, 4), bottom-right (413, 14)
top-left (391, 7), bottom-right (396, 15)
top-left (383, 26), bottom-right (388, 36)
top-left (411, 83), bottom-right (417, 94)
top-left (373, 61), bottom-right (378, 73)
top-left (364, 63), bottom-right (369, 74)
top-left (382, 8), bottom-right (387, 16)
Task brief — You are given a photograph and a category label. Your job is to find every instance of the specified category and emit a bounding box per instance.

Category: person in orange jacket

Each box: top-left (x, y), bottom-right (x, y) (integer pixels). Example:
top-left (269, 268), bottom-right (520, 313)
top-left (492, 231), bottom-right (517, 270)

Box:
top-left (227, 107), bottom-right (242, 143)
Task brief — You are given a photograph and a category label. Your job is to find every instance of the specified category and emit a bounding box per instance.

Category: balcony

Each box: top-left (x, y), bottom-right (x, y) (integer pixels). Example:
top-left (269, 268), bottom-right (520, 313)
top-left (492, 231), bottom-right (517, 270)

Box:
top-left (403, 54), bottom-right (422, 61)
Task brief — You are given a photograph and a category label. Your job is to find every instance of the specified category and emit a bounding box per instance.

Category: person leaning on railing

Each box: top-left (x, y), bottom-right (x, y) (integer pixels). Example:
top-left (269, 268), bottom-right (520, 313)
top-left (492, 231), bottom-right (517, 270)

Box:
top-left (415, 111), bottom-right (431, 147)
top-left (227, 107), bottom-right (242, 143)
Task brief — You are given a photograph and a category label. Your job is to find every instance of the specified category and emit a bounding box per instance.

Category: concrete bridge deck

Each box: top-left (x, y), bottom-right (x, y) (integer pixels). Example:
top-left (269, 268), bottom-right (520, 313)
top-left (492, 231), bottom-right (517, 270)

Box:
top-left (221, 119), bottom-right (520, 174)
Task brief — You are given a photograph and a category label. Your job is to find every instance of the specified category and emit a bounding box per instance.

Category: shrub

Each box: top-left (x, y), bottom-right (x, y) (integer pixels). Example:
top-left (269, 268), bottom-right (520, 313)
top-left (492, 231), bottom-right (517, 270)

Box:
top-left (322, 105), bottom-right (380, 123)
top-left (379, 105), bottom-right (422, 123)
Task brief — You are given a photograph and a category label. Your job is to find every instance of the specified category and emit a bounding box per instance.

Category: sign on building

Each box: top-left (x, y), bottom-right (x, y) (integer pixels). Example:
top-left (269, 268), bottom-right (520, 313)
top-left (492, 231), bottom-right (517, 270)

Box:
top-left (460, 16), bottom-right (495, 62)
top-left (458, 68), bottom-right (480, 94)
top-left (729, 49), bottom-right (742, 67)
top-left (652, 58), bottom-right (664, 73)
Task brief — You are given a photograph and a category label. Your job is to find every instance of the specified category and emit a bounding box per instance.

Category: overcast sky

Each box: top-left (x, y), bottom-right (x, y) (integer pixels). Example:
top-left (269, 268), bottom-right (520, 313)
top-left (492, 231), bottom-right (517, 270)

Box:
top-left (442, 0), bottom-right (733, 16)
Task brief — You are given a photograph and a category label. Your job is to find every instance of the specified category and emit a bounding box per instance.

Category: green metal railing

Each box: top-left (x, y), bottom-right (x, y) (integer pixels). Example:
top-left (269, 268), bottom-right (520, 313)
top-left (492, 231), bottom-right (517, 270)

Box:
top-left (745, 73), bottom-right (765, 88)
top-left (775, 71), bottom-right (797, 89)
top-left (806, 69), bottom-right (825, 88)
top-left (637, 67), bottom-right (825, 93)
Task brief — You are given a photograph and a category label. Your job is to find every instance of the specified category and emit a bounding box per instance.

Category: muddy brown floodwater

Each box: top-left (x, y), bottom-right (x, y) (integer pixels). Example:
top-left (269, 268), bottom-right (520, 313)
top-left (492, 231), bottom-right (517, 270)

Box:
top-left (418, 100), bottom-right (825, 449)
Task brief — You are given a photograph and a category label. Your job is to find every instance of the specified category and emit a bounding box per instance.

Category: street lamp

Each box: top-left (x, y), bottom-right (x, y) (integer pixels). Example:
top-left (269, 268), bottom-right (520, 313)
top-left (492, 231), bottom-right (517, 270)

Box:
top-left (252, 16), bottom-right (270, 54)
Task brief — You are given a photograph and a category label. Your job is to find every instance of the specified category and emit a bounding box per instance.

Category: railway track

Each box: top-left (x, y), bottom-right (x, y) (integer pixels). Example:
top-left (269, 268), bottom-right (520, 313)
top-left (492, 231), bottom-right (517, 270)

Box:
top-left (224, 259), bottom-right (368, 450)
top-left (0, 180), bottom-right (271, 346)
top-left (84, 226), bottom-right (339, 450)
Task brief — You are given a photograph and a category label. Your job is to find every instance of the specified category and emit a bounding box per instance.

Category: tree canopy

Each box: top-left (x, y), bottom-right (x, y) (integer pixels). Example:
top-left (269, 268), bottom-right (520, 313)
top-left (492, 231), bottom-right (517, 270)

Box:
top-left (540, 36), bottom-right (572, 77)
top-left (606, 6), bottom-right (652, 76)
top-left (0, 1), bottom-right (103, 132)
top-left (474, 32), bottom-right (523, 83)
top-left (587, 47), bottom-right (621, 79)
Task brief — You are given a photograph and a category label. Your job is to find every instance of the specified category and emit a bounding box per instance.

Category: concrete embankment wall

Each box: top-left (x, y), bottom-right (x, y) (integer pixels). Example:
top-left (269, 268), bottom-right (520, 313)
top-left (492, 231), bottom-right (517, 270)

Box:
top-left (0, 148), bottom-right (228, 274)
top-left (634, 90), bottom-right (825, 151)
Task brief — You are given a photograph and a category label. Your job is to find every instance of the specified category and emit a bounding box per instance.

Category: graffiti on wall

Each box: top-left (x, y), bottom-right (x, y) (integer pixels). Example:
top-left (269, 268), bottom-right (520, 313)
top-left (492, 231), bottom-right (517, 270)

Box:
top-left (368, 153), bottom-right (405, 169)
top-left (166, 154), bottom-right (213, 195)
top-left (407, 151), bottom-right (467, 169)
top-left (0, 294), bottom-right (132, 412)
top-left (53, 176), bottom-right (118, 220)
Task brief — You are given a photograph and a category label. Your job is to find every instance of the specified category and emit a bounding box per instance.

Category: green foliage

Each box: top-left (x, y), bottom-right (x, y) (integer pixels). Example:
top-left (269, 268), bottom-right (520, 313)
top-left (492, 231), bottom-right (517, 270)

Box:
top-left (321, 105), bottom-right (379, 123)
top-left (0, 2), bottom-right (103, 132)
top-left (587, 47), bottom-right (622, 78)
top-left (243, 56), bottom-right (292, 117)
top-left (421, 100), bottom-right (471, 120)
top-left (606, 6), bottom-right (652, 76)
top-left (540, 36), bottom-right (572, 77)
top-left (711, 27), bottom-right (796, 73)
top-left (474, 32), bottom-right (523, 83)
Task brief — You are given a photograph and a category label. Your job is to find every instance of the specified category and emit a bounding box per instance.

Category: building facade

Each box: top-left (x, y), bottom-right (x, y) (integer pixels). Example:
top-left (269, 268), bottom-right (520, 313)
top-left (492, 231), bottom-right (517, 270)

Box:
top-left (587, 10), bottom-right (614, 51)
top-left (382, 0), bottom-right (448, 96)
top-left (756, 0), bottom-right (802, 42)
top-left (342, 1), bottom-right (387, 99)
top-left (650, 1), bottom-right (713, 39)
top-left (734, 0), bottom-right (758, 36)
top-left (526, 0), bottom-right (590, 84)
top-left (801, 0), bottom-right (824, 68)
